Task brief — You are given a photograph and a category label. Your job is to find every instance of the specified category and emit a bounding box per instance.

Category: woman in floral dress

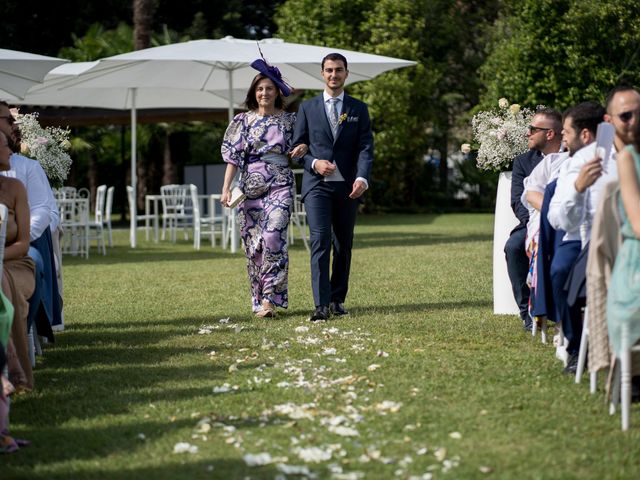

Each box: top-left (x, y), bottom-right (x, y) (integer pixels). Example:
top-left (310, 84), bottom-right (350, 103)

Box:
top-left (220, 60), bottom-right (306, 317)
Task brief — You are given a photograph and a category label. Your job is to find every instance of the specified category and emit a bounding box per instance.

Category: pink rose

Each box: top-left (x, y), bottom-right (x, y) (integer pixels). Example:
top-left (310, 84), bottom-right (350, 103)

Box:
top-left (36, 136), bottom-right (49, 145)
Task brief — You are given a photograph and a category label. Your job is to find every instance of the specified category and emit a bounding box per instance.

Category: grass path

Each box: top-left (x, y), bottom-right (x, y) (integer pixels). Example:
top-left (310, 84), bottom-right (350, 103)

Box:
top-left (4, 214), bottom-right (640, 479)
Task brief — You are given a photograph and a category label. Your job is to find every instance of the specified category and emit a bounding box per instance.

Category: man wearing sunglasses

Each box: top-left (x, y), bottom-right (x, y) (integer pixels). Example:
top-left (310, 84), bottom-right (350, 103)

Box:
top-left (505, 108), bottom-right (562, 332)
top-left (548, 86), bottom-right (640, 373)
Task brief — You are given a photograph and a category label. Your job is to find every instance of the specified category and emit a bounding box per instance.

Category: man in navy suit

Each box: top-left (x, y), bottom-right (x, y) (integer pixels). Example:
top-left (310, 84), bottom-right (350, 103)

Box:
top-left (292, 53), bottom-right (374, 321)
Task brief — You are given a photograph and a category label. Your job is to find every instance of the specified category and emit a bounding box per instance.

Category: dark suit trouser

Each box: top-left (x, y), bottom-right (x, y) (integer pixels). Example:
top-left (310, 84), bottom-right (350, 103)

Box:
top-left (304, 181), bottom-right (358, 307)
top-left (504, 226), bottom-right (530, 323)
top-left (550, 240), bottom-right (582, 355)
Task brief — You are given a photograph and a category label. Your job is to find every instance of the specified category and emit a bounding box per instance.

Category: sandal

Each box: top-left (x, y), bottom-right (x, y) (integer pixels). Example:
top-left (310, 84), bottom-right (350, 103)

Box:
top-left (255, 300), bottom-right (276, 318)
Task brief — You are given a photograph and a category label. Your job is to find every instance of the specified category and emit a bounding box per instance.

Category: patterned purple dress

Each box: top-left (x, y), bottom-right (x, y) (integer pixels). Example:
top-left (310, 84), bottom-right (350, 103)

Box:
top-left (221, 110), bottom-right (296, 312)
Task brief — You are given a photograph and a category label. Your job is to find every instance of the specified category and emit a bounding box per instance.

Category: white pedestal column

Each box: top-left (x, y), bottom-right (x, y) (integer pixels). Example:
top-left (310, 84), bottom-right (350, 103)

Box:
top-left (493, 171), bottom-right (520, 315)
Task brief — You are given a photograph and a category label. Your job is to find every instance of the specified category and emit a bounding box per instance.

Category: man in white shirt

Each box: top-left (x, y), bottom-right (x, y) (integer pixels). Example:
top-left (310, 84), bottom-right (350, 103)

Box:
top-left (548, 89), bottom-right (640, 373)
top-left (0, 101), bottom-right (62, 338)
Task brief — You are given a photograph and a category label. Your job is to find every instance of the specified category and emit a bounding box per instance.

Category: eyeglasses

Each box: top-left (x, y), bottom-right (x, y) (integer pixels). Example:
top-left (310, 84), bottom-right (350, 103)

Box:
top-left (615, 110), bottom-right (637, 123)
top-left (527, 125), bottom-right (551, 134)
top-left (0, 115), bottom-right (15, 125)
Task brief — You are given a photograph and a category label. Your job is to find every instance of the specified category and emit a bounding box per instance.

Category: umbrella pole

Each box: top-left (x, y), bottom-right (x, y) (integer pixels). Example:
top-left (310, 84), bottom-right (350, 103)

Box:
top-left (130, 88), bottom-right (138, 248)
top-left (228, 70), bottom-right (238, 254)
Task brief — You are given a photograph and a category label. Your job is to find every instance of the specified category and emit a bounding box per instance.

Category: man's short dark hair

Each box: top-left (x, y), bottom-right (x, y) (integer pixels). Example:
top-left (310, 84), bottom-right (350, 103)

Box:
top-left (563, 101), bottom-right (605, 137)
top-left (0, 100), bottom-right (9, 109)
top-left (321, 53), bottom-right (348, 71)
top-left (604, 85), bottom-right (639, 113)
top-left (535, 107), bottom-right (562, 133)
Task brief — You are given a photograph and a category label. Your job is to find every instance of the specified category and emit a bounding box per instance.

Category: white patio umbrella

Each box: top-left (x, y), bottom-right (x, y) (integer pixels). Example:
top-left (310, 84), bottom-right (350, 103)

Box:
top-left (15, 62), bottom-right (237, 249)
top-left (21, 37), bottom-right (416, 249)
top-left (0, 48), bottom-right (68, 99)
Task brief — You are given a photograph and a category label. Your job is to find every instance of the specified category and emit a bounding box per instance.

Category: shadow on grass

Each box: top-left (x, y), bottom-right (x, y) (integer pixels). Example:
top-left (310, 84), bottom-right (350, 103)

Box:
top-left (3, 417), bottom-right (282, 479)
top-left (353, 232), bottom-right (493, 249)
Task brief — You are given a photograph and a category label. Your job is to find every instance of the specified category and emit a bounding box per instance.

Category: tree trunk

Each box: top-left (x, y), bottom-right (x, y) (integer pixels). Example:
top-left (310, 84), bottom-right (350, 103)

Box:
top-left (133, 0), bottom-right (155, 50)
top-left (162, 131), bottom-right (175, 186)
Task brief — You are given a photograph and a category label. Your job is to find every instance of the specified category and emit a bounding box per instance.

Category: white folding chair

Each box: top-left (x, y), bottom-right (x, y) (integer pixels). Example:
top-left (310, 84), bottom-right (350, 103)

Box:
top-left (127, 186), bottom-right (155, 241)
top-left (57, 197), bottom-right (90, 258)
top-left (160, 184), bottom-right (192, 243)
top-left (190, 186), bottom-right (226, 250)
top-left (89, 184), bottom-right (106, 255)
top-left (104, 186), bottom-right (114, 247)
top-left (288, 193), bottom-right (309, 251)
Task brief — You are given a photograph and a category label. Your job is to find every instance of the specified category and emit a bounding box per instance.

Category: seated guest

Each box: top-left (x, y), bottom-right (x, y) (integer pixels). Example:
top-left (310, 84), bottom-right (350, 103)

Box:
top-left (0, 131), bottom-right (35, 391)
top-left (0, 102), bottom-right (61, 340)
top-left (549, 88), bottom-right (639, 372)
top-left (505, 108), bottom-right (561, 331)
top-left (607, 106), bottom-right (640, 363)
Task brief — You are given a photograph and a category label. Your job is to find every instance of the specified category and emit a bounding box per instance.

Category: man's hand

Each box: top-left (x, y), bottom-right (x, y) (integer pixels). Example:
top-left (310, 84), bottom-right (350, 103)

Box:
top-left (574, 156), bottom-right (603, 193)
top-left (315, 159), bottom-right (336, 176)
top-left (349, 179), bottom-right (367, 199)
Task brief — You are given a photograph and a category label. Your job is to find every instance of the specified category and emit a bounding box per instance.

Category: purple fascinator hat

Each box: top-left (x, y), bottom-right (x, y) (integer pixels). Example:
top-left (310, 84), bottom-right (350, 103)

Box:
top-left (250, 44), bottom-right (292, 97)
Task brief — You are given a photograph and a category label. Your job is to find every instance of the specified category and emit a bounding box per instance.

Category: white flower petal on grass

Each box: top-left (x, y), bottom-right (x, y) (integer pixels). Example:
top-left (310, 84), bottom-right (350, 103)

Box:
top-left (328, 425), bottom-right (359, 437)
top-left (367, 364), bottom-right (381, 372)
top-left (219, 317), bottom-right (230, 324)
top-left (479, 466), bottom-right (493, 474)
top-left (137, 433), bottom-right (146, 441)
top-left (277, 381), bottom-right (291, 388)
top-left (173, 442), bottom-right (198, 454)
top-left (296, 446), bottom-right (333, 463)
top-left (332, 473), bottom-right (364, 480)
top-left (376, 350), bottom-right (389, 357)
top-left (322, 347), bottom-right (337, 356)
top-left (212, 383), bottom-right (238, 393)
top-left (449, 431), bottom-right (462, 439)
top-left (295, 326), bottom-right (310, 333)
top-left (276, 463), bottom-right (313, 476)
top-left (243, 452), bottom-right (273, 466)
top-left (434, 447), bottom-right (447, 462)
top-left (416, 447), bottom-right (428, 455)
top-left (374, 400), bottom-right (402, 414)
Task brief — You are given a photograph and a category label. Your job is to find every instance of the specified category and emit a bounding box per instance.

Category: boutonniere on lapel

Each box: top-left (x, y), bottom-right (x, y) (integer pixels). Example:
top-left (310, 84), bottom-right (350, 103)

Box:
top-left (338, 113), bottom-right (348, 125)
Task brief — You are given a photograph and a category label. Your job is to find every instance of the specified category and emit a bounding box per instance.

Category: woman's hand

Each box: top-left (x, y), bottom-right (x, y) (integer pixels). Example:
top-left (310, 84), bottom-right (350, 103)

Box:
top-left (289, 143), bottom-right (308, 158)
top-left (220, 188), bottom-right (232, 207)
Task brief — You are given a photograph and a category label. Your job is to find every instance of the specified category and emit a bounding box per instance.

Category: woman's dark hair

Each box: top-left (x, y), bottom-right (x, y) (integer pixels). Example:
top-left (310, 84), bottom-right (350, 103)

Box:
top-left (244, 74), bottom-right (284, 111)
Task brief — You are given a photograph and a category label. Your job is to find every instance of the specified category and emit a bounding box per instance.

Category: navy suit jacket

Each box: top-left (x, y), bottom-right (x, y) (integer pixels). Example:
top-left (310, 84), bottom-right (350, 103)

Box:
top-left (292, 93), bottom-right (374, 198)
top-left (510, 149), bottom-right (543, 232)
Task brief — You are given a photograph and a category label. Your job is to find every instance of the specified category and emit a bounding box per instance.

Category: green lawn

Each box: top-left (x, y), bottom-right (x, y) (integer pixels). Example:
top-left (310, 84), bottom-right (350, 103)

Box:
top-left (4, 214), bottom-right (640, 479)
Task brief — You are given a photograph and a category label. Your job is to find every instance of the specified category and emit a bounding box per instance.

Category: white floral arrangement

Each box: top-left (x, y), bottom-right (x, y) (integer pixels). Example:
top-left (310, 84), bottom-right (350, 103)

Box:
top-left (469, 98), bottom-right (534, 172)
top-left (13, 110), bottom-right (72, 186)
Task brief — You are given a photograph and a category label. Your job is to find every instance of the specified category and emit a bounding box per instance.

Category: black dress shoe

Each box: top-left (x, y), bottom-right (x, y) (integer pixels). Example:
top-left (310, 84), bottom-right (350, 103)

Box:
top-left (330, 302), bottom-right (349, 316)
top-left (309, 305), bottom-right (329, 322)
top-left (563, 354), bottom-right (579, 375)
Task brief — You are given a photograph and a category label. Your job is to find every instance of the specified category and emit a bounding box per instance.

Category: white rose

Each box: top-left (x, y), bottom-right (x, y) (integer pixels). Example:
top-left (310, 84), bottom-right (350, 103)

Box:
top-left (498, 98), bottom-right (509, 109)
top-left (461, 143), bottom-right (471, 154)
top-left (510, 104), bottom-right (521, 114)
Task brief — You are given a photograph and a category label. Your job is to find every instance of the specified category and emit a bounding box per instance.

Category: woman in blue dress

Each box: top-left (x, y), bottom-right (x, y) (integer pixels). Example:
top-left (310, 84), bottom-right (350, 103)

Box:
top-left (607, 119), bottom-right (640, 357)
top-left (220, 59), bottom-right (306, 318)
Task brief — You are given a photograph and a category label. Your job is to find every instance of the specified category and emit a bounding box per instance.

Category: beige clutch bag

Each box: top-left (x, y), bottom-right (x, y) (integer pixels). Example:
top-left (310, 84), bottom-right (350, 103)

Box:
top-left (227, 186), bottom-right (246, 208)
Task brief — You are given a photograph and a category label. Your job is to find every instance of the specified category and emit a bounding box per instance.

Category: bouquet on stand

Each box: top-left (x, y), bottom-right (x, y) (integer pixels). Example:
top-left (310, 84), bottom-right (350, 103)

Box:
top-left (469, 98), bottom-right (534, 172)
top-left (13, 110), bottom-right (72, 187)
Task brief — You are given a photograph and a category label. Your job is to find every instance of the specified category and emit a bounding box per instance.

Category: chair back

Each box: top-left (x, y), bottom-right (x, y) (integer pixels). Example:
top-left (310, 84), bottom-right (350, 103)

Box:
top-left (57, 186), bottom-right (77, 199)
top-left (77, 187), bottom-right (90, 199)
top-left (160, 184), bottom-right (191, 217)
top-left (95, 184), bottom-right (107, 223)
top-left (105, 186), bottom-right (115, 222)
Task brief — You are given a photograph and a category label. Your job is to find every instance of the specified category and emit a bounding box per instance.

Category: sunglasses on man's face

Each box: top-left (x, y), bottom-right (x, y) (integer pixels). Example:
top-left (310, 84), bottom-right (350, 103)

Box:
top-left (616, 110), bottom-right (637, 123)
top-left (527, 125), bottom-right (551, 134)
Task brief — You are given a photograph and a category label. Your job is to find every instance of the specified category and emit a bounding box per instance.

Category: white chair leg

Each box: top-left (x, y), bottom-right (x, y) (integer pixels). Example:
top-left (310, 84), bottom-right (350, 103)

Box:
top-left (532, 316), bottom-right (538, 337)
top-left (540, 316), bottom-right (547, 344)
top-left (34, 332), bottom-right (42, 356)
top-left (610, 362), bottom-right (620, 415)
top-left (575, 314), bottom-right (589, 384)
top-left (621, 329), bottom-right (631, 431)
top-left (590, 371), bottom-right (597, 394)
top-left (27, 326), bottom-right (36, 367)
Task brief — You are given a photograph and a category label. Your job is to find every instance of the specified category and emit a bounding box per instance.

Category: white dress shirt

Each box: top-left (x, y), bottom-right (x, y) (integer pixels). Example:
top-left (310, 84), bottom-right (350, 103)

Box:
top-left (1, 153), bottom-right (60, 240)
top-left (311, 91), bottom-right (368, 189)
top-left (521, 151), bottom-right (570, 250)
top-left (547, 142), bottom-right (618, 245)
